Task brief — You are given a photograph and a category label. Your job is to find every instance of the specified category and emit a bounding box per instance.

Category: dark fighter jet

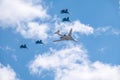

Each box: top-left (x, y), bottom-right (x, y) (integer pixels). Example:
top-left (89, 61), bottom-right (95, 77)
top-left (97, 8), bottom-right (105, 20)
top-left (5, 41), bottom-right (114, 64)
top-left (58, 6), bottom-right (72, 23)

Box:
top-left (61, 9), bottom-right (69, 14)
top-left (62, 17), bottom-right (70, 22)
top-left (20, 44), bottom-right (28, 49)
top-left (35, 40), bottom-right (44, 44)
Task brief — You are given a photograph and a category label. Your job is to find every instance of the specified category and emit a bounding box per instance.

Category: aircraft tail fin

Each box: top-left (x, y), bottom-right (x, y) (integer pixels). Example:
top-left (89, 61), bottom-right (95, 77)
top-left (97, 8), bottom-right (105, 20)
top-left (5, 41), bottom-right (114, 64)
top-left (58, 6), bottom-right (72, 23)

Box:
top-left (54, 30), bottom-right (60, 34)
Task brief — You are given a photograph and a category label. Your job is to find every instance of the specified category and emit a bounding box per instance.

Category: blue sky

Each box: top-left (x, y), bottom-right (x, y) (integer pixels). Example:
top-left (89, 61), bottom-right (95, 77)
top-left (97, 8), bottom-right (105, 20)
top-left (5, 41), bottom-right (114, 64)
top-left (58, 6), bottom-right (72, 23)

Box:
top-left (0, 0), bottom-right (120, 80)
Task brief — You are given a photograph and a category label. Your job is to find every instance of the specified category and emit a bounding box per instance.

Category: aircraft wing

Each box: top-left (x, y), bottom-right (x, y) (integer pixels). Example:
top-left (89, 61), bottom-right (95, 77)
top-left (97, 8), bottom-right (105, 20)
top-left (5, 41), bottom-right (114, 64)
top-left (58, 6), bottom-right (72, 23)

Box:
top-left (53, 39), bottom-right (64, 42)
top-left (72, 39), bottom-right (78, 42)
top-left (68, 28), bottom-right (72, 36)
top-left (57, 34), bottom-right (63, 36)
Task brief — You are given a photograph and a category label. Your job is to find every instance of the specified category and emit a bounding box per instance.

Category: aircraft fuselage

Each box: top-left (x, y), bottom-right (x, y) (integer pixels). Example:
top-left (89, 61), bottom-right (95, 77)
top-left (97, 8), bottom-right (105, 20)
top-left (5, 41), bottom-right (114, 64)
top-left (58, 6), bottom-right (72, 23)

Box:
top-left (60, 35), bottom-right (73, 40)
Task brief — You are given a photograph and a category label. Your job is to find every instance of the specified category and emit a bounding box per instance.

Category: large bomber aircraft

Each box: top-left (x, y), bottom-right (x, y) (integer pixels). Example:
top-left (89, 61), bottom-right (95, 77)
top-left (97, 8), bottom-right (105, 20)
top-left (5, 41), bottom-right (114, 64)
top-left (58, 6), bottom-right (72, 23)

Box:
top-left (53, 28), bottom-right (77, 42)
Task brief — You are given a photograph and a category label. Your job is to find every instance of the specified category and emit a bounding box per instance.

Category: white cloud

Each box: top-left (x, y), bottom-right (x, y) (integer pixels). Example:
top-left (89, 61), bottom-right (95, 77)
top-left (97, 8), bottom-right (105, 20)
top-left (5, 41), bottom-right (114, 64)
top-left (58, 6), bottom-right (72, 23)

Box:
top-left (0, 0), bottom-right (49, 25)
top-left (5, 46), bottom-right (15, 51)
top-left (29, 45), bottom-right (88, 73)
top-left (95, 26), bottom-right (120, 36)
top-left (54, 20), bottom-right (94, 35)
top-left (96, 26), bottom-right (111, 33)
top-left (0, 46), bottom-right (15, 52)
top-left (29, 45), bottom-right (120, 80)
top-left (111, 29), bottom-right (120, 35)
top-left (16, 22), bottom-right (49, 40)
top-left (0, 0), bottom-right (51, 40)
top-left (56, 61), bottom-right (120, 80)
top-left (0, 63), bottom-right (19, 80)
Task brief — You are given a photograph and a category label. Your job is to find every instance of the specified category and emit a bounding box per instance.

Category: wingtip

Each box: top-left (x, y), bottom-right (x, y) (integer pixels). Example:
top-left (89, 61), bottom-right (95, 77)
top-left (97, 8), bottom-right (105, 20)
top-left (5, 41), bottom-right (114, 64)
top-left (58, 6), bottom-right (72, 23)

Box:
top-left (73, 39), bottom-right (78, 42)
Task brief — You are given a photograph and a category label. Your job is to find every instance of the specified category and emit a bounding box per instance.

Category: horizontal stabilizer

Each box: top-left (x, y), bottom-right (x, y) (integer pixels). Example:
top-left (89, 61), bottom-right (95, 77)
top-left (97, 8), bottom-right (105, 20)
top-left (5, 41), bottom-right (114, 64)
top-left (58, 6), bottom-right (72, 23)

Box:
top-left (54, 30), bottom-right (60, 34)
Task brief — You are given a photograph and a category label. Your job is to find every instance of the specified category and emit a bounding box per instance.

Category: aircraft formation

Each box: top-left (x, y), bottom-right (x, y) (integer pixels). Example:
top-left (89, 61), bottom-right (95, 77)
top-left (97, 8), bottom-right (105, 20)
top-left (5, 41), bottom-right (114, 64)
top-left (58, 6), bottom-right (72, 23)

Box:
top-left (20, 40), bottom-right (44, 49)
top-left (53, 9), bottom-right (77, 42)
top-left (61, 9), bottom-right (70, 22)
top-left (20, 9), bottom-right (77, 49)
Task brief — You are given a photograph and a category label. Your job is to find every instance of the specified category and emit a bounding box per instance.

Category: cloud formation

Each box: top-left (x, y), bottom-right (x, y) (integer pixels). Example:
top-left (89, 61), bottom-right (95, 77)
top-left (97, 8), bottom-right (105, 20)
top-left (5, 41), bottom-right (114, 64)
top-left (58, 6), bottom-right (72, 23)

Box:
top-left (16, 22), bottom-right (49, 40)
top-left (0, 63), bottom-right (19, 80)
top-left (29, 45), bottom-right (120, 80)
top-left (0, 0), bottom-right (50, 40)
top-left (0, 0), bottom-right (49, 25)
top-left (95, 26), bottom-right (120, 36)
top-left (0, 0), bottom-right (95, 40)
top-left (0, 46), bottom-right (15, 52)
top-left (54, 20), bottom-right (94, 35)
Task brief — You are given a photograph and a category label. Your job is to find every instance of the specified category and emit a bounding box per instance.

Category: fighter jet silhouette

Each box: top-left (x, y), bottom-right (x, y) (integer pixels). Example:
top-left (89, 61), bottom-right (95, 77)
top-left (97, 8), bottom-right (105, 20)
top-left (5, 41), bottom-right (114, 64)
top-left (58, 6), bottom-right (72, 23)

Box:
top-left (62, 17), bottom-right (70, 22)
top-left (35, 40), bottom-right (44, 44)
top-left (53, 28), bottom-right (77, 42)
top-left (61, 9), bottom-right (69, 14)
top-left (20, 44), bottom-right (28, 49)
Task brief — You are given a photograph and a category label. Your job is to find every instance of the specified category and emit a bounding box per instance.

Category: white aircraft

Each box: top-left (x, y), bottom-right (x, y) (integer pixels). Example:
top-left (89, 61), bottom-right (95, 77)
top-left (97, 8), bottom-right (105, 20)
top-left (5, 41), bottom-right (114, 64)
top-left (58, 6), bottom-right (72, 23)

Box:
top-left (53, 28), bottom-right (77, 42)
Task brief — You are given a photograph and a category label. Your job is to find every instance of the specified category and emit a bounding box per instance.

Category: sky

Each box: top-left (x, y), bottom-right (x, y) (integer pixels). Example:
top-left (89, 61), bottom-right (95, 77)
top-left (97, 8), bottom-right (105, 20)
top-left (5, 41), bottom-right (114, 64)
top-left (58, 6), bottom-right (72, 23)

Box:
top-left (0, 0), bottom-right (120, 80)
